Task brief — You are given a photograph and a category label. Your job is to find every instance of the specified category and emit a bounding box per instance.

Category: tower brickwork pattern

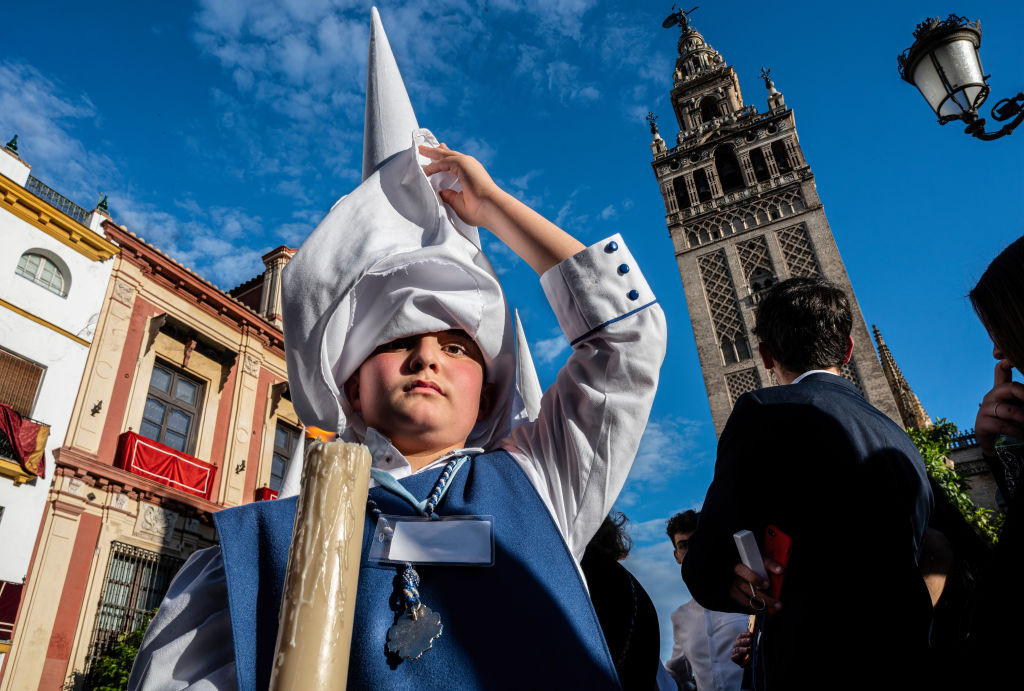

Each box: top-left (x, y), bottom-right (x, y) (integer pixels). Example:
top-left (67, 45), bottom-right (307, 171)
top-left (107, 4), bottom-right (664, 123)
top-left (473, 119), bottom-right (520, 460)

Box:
top-left (649, 19), bottom-right (899, 435)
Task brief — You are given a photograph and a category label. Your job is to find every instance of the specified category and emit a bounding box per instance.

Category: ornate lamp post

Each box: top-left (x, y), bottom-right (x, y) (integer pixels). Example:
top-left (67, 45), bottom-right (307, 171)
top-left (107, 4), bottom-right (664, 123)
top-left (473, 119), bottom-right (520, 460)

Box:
top-left (898, 15), bottom-right (1024, 140)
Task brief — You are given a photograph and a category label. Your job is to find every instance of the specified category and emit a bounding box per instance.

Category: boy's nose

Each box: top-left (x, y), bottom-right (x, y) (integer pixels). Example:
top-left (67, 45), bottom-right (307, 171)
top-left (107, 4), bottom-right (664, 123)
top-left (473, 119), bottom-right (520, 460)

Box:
top-left (409, 339), bottom-right (440, 371)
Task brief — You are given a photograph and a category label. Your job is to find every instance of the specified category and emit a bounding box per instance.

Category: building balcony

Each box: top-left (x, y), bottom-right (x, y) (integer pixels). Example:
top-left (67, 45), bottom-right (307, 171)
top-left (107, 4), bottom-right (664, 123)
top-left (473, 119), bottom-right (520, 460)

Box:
top-left (0, 402), bottom-right (50, 485)
top-left (114, 431), bottom-right (218, 500)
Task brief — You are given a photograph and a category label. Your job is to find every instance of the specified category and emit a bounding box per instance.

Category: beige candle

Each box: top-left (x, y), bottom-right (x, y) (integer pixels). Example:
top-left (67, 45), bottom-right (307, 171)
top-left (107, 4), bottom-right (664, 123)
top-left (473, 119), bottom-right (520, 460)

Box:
top-left (269, 440), bottom-right (372, 689)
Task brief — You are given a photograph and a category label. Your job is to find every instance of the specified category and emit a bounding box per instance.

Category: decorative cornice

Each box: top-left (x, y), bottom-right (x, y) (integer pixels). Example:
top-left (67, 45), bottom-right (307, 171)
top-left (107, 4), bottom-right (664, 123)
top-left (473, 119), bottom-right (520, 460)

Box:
top-left (0, 172), bottom-right (119, 262)
top-left (53, 445), bottom-right (223, 517)
top-left (0, 296), bottom-right (90, 347)
top-left (104, 222), bottom-right (285, 357)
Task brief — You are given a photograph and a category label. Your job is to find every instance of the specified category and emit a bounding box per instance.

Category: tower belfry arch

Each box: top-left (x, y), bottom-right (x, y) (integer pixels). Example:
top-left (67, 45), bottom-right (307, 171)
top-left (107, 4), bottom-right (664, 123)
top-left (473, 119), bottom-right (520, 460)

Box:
top-left (649, 13), bottom-right (900, 435)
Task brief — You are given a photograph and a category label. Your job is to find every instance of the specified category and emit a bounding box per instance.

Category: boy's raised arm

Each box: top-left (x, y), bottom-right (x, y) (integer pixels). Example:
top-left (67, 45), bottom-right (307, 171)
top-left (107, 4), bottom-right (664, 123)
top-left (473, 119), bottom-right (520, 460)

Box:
top-left (423, 143), bottom-right (668, 559)
top-left (419, 144), bottom-right (583, 274)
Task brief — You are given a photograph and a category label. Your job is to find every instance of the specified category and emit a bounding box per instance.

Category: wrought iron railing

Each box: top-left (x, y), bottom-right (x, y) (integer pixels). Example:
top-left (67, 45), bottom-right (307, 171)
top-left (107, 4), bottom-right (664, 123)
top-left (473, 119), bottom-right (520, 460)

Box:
top-left (950, 430), bottom-right (978, 449)
top-left (24, 176), bottom-right (89, 225)
top-left (82, 542), bottom-right (184, 679)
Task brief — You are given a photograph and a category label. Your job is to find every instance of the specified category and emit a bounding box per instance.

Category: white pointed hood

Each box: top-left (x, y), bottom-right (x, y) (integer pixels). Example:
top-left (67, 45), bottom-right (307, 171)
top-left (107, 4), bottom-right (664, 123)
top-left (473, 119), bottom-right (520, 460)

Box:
top-left (513, 310), bottom-right (542, 424)
top-left (282, 8), bottom-right (515, 451)
top-left (362, 6), bottom-right (419, 181)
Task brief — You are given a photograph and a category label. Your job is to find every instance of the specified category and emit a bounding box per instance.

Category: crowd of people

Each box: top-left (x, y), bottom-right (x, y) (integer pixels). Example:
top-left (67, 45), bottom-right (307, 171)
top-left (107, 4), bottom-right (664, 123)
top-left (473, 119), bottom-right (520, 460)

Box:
top-left (125, 10), bottom-right (1020, 691)
top-left (605, 239), bottom-right (1024, 691)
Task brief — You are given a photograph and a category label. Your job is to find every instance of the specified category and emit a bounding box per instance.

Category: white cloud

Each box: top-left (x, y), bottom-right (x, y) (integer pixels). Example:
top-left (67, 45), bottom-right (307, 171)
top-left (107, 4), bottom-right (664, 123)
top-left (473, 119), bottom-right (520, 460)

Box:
top-left (599, 204), bottom-right (616, 220)
top-left (533, 331), bottom-right (569, 365)
top-left (622, 540), bottom-right (692, 660)
top-left (627, 416), bottom-right (706, 485)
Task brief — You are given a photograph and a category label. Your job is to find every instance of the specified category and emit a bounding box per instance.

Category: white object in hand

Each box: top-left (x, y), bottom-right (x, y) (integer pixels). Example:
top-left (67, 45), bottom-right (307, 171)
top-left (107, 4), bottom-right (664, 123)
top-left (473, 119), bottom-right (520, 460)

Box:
top-left (733, 530), bottom-right (766, 579)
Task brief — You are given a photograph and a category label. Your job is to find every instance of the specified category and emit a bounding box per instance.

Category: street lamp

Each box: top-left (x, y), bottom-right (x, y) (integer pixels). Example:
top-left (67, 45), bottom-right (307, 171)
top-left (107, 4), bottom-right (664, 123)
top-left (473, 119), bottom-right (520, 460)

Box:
top-left (898, 14), bottom-right (1024, 140)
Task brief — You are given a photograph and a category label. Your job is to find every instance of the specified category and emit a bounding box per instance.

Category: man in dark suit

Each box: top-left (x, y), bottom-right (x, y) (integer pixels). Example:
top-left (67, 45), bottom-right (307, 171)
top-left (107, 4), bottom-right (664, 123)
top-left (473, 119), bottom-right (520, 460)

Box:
top-left (681, 278), bottom-right (933, 690)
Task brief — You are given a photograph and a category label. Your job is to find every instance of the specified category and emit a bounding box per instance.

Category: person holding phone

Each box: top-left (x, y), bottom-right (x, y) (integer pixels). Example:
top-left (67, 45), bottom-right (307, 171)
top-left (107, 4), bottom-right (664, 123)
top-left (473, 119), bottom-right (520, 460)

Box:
top-left (681, 278), bottom-right (933, 690)
top-left (966, 234), bottom-right (1024, 687)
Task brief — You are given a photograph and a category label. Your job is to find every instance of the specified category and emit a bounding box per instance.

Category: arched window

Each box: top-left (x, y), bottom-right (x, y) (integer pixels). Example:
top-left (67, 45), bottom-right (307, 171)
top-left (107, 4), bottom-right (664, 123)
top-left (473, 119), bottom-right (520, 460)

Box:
top-left (721, 336), bottom-right (737, 365)
top-left (771, 140), bottom-right (792, 173)
top-left (735, 334), bottom-right (752, 361)
top-left (687, 231), bottom-right (699, 248)
top-left (693, 169), bottom-right (713, 202)
top-left (16, 250), bottom-right (70, 297)
top-left (715, 147), bottom-right (744, 193)
top-left (699, 96), bottom-right (719, 123)
top-left (673, 176), bottom-right (691, 210)
top-left (721, 334), bottom-right (752, 365)
top-left (749, 147), bottom-right (771, 182)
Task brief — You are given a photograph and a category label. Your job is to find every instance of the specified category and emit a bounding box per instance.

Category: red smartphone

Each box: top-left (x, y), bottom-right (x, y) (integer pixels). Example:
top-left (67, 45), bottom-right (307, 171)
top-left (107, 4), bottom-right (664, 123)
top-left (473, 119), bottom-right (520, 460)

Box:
top-left (764, 524), bottom-right (792, 600)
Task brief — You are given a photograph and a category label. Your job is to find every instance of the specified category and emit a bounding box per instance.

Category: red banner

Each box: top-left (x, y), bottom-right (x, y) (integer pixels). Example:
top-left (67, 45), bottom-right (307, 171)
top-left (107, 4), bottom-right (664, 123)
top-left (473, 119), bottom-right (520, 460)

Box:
top-left (255, 486), bottom-right (279, 502)
top-left (115, 432), bottom-right (217, 500)
top-left (0, 402), bottom-right (47, 479)
top-left (0, 580), bottom-right (24, 641)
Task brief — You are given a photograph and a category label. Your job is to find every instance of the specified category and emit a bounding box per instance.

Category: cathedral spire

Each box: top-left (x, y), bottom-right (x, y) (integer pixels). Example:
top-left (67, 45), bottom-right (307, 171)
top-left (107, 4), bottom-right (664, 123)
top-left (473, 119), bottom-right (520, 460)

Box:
top-left (873, 325), bottom-right (932, 429)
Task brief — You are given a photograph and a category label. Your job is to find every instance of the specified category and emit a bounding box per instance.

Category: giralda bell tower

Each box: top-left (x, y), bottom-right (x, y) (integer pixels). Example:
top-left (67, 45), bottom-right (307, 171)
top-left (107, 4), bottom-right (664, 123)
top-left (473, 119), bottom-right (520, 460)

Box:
top-left (648, 10), bottom-right (899, 435)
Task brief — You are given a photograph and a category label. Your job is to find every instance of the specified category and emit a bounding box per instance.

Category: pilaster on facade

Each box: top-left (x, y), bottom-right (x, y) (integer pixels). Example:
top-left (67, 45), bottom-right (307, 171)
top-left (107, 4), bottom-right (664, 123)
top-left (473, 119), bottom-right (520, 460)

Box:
top-left (649, 19), bottom-right (900, 435)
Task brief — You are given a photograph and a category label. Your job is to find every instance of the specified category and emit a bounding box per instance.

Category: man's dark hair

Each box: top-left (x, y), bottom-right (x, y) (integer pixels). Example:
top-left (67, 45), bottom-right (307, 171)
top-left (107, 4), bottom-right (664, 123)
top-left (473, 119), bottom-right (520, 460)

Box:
top-left (753, 277), bottom-right (852, 373)
top-left (666, 510), bottom-right (699, 539)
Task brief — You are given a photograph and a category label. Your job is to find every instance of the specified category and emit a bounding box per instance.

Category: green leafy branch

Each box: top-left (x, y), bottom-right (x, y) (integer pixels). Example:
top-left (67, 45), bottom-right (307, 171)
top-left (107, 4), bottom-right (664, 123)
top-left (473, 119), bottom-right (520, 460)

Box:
top-left (907, 418), bottom-right (1003, 545)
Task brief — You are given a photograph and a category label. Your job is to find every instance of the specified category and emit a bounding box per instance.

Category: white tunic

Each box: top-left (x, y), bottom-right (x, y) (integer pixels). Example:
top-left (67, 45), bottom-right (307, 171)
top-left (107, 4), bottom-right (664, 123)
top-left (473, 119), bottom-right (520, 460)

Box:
top-left (128, 237), bottom-right (667, 689)
top-left (666, 600), bottom-right (749, 691)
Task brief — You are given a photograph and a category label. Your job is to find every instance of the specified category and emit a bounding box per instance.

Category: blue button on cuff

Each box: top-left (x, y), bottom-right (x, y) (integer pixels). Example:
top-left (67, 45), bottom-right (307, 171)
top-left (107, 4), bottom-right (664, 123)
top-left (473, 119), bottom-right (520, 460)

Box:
top-left (618, 264), bottom-right (630, 275)
top-left (604, 241), bottom-right (619, 253)
top-left (627, 289), bottom-right (640, 301)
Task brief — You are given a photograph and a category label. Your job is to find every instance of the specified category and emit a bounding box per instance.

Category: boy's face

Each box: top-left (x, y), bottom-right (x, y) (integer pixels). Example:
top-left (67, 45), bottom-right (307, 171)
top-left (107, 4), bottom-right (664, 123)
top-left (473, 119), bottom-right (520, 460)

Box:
top-left (344, 330), bottom-right (494, 457)
top-left (672, 531), bottom-right (693, 565)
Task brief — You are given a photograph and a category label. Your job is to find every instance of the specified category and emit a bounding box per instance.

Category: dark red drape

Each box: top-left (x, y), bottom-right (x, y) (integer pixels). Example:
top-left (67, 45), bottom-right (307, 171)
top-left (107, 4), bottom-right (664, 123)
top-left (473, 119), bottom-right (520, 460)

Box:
top-left (116, 432), bottom-right (217, 499)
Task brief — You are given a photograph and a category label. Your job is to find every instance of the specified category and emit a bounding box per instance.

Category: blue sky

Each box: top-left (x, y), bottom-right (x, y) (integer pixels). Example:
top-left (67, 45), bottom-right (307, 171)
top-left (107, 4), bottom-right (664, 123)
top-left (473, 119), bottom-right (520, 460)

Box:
top-left (3, 0), bottom-right (1022, 659)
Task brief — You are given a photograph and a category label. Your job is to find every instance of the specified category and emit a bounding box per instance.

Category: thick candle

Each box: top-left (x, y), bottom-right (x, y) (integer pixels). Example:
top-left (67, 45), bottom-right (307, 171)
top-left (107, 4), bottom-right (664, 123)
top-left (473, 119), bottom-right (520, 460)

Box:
top-left (269, 441), bottom-right (371, 689)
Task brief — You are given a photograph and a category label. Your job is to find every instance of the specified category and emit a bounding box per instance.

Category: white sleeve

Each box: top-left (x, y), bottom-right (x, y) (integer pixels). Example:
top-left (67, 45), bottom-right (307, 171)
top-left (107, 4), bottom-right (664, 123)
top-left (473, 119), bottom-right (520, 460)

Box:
top-left (127, 546), bottom-right (237, 690)
top-left (501, 234), bottom-right (667, 560)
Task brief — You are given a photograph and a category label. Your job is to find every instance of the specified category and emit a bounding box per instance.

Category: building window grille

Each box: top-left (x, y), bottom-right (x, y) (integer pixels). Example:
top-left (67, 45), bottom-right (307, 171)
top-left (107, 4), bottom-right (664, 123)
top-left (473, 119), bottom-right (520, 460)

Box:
top-left (0, 347), bottom-right (44, 418)
top-left (16, 251), bottom-right (68, 297)
top-left (726, 368), bottom-right (762, 405)
top-left (139, 362), bottom-right (203, 454)
top-left (271, 423), bottom-right (301, 493)
top-left (83, 542), bottom-right (184, 677)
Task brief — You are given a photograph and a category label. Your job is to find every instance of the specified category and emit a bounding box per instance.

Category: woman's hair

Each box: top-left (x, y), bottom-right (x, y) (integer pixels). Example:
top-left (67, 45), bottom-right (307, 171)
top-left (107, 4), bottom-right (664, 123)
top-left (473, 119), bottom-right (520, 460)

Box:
top-left (589, 512), bottom-right (633, 561)
top-left (970, 235), bottom-right (1024, 371)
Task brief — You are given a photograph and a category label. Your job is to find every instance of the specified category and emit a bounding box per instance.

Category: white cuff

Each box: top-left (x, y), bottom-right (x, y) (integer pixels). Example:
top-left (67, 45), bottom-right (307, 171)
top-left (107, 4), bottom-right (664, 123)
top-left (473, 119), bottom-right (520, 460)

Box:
top-left (540, 234), bottom-right (657, 344)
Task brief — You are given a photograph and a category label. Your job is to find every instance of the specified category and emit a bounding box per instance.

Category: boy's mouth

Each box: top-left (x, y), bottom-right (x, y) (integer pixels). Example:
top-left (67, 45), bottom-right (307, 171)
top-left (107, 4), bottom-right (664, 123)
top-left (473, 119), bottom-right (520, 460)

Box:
top-left (406, 379), bottom-right (442, 394)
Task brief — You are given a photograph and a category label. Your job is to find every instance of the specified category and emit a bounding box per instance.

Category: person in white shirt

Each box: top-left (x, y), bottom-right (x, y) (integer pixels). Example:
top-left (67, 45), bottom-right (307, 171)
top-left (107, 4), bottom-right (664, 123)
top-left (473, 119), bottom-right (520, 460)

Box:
top-left (665, 510), bottom-right (749, 691)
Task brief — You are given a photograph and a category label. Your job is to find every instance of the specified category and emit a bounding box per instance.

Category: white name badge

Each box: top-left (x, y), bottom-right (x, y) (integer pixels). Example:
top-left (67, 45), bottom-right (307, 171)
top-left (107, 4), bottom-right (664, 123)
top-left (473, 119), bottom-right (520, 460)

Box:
top-left (368, 514), bottom-right (494, 566)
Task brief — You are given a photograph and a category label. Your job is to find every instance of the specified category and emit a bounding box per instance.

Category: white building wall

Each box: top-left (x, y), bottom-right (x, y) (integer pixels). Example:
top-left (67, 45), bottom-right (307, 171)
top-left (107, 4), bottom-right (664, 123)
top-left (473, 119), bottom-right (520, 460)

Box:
top-left (0, 200), bottom-right (114, 584)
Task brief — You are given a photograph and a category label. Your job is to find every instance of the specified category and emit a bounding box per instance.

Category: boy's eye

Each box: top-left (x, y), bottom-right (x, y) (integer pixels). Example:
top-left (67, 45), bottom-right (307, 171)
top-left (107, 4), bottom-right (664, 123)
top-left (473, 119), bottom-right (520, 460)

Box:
top-left (376, 337), bottom-right (415, 353)
top-left (441, 342), bottom-right (468, 356)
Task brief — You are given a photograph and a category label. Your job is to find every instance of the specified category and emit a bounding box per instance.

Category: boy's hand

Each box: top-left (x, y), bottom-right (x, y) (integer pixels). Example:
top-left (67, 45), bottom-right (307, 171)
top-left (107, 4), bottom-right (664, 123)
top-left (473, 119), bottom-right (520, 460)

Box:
top-left (420, 144), bottom-right (502, 228)
top-left (420, 142), bottom-right (583, 274)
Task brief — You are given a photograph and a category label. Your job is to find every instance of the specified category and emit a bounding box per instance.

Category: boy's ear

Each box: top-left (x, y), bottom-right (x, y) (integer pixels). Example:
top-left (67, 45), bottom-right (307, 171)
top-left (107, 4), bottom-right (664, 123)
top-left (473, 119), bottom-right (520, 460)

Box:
top-left (343, 371), bottom-right (362, 413)
top-left (477, 383), bottom-right (496, 422)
